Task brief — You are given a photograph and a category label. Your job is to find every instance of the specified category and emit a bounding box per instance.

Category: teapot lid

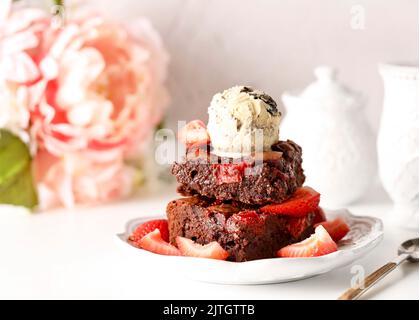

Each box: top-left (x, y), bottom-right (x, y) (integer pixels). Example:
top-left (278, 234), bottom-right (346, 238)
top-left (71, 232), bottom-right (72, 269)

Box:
top-left (298, 66), bottom-right (362, 109)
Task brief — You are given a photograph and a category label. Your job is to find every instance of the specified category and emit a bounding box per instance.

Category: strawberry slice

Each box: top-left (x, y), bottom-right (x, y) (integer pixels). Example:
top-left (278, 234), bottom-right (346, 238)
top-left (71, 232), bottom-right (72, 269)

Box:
top-left (214, 162), bottom-right (250, 184)
top-left (277, 225), bottom-right (338, 258)
top-left (315, 217), bottom-right (350, 242)
top-left (176, 237), bottom-right (229, 260)
top-left (129, 219), bottom-right (169, 245)
top-left (260, 187), bottom-right (321, 217)
top-left (139, 229), bottom-right (181, 256)
top-left (313, 206), bottom-right (327, 224)
top-left (228, 210), bottom-right (260, 225)
top-left (178, 120), bottom-right (210, 149)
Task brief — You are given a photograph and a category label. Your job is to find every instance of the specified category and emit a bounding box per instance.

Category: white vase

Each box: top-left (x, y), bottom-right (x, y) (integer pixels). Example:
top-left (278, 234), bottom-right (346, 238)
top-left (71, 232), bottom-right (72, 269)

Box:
top-left (281, 66), bottom-right (376, 207)
top-left (378, 63), bottom-right (419, 229)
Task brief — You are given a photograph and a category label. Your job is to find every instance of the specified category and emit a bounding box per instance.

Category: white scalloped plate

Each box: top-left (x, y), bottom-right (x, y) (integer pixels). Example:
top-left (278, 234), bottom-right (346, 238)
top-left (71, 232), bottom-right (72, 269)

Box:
top-left (116, 209), bottom-right (383, 284)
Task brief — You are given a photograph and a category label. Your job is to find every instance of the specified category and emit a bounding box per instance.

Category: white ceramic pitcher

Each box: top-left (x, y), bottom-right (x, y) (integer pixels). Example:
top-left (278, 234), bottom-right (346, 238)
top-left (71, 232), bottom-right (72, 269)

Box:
top-left (378, 63), bottom-right (419, 229)
top-left (281, 66), bottom-right (376, 207)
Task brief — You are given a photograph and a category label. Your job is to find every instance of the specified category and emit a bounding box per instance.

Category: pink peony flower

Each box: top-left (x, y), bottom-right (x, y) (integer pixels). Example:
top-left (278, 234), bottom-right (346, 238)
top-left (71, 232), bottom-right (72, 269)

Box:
top-left (30, 14), bottom-right (169, 209)
top-left (0, 2), bottom-right (169, 209)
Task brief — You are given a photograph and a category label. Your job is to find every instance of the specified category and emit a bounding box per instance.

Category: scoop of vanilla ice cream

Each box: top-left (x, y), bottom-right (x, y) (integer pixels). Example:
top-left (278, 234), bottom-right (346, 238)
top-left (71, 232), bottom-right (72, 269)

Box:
top-left (207, 86), bottom-right (281, 157)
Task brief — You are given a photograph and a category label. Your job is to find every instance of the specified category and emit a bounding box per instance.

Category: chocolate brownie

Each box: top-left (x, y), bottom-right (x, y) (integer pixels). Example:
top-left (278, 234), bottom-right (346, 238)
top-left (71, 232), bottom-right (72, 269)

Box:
top-left (167, 196), bottom-right (315, 262)
top-left (172, 140), bottom-right (305, 205)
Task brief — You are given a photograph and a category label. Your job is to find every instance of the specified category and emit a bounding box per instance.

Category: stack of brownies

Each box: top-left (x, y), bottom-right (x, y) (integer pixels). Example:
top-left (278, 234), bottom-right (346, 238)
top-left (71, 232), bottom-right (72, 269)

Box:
top-left (167, 86), bottom-right (321, 262)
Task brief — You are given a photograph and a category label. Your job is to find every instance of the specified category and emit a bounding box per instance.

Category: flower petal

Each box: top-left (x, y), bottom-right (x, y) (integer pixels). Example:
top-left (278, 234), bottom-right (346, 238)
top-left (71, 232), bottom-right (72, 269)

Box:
top-left (1, 52), bottom-right (39, 83)
top-left (0, 30), bottom-right (39, 54)
top-left (0, 0), bottom-right (11, 23)
top-left (4, 8), bottom-right (48, 35)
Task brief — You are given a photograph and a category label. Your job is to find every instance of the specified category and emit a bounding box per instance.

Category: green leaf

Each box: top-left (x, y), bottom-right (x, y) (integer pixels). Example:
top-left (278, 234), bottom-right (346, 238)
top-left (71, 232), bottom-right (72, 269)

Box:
top-left (0, 130), bottom-right (38, 209)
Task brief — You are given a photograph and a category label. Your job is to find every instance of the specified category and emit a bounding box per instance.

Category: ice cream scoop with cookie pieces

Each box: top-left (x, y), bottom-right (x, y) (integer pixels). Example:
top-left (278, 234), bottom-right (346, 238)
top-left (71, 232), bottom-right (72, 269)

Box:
top-left (207, 85), bottom-right (281, 157)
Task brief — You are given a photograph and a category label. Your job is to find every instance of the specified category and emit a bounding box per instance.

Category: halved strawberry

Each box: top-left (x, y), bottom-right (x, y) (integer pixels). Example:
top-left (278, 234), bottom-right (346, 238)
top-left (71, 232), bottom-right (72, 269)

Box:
top-left (313, 206), bottom-right (327, 224)
top-left (178, 120), bottom-right (210, 149)
top-left (176, 237), bottom-right (229, 260)
top-left (260, 187), bottom-right (321, 217)
top-left (315, 217), bottom-right (350, 242)
top-left (277, 225), bottom-right (338, 258)
top-left (139, 229), bottom-right (181, 256)
top-left (129, 219), bottom-right (169, 245)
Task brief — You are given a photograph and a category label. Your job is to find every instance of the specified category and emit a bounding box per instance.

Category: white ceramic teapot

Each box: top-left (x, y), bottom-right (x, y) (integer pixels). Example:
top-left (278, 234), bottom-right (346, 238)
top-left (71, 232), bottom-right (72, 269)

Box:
top-left (281, 66), bottom-right (376, 207)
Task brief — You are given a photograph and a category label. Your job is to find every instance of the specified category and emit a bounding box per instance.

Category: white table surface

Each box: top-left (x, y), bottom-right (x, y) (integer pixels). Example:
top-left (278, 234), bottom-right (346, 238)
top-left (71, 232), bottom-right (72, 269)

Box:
top-left (1, 185), bottom-right (418, 300)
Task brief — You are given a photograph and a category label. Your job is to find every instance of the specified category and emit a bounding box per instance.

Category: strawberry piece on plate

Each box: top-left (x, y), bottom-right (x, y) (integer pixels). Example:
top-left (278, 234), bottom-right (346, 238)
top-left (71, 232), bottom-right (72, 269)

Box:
top-left (176, 237), bottom-right (229, 260)
top-left (260, 186), bottom-right (321, 217)
top-left (313, 206), bottom-right (327, 224)
top-left (178, 120), bottom-right (210, 149)
top-left (315, 217), bottom-right (350, 242)
top-left (139, 229), bottom-right (181, 256)
top-left (129, 219), bottom-right (169, 244)
top-left (277, 225), bottom-right (338, 258)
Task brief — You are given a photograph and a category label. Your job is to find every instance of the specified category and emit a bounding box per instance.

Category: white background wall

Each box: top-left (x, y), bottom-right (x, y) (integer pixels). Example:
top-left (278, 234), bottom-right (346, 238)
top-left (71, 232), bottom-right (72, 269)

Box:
top-left (88, 0), bottom-right (419, 132)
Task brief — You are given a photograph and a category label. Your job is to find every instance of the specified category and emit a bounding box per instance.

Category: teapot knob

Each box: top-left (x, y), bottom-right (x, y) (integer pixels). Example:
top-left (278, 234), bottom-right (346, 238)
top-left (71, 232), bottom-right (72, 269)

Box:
top-left (314, 66), bottom-right (337, 82)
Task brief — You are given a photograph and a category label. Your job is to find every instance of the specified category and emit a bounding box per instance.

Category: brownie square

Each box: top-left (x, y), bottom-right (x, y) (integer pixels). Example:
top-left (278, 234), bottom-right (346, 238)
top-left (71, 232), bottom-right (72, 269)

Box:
top-left (167, 196), bottom-right (315, 262)
top-left (171, 140), bottom-right (305, 205)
